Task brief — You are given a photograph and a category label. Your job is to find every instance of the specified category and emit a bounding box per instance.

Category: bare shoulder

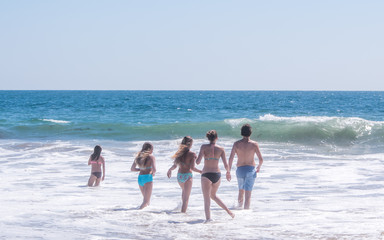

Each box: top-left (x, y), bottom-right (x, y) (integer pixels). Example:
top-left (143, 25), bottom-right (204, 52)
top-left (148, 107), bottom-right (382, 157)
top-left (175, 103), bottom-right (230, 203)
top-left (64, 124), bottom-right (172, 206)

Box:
top-left (234, 140), bottom-right (242, 147)
top-left (216, 145), bottom-right (225, 152)
top-left (188, 151), bottom-right (197, 158)
top-left (200, 144), bottom-right (210, 150)
top-left (101, 156), bottom-right (105, 162)
top-left (251, 140), bottom-right (260, 148)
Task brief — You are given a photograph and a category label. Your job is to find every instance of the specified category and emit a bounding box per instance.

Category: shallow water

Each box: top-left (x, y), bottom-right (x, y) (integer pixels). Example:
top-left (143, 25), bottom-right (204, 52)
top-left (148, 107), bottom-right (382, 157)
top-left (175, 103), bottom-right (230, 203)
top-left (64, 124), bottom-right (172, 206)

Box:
top-left (1, 139), bottom-right (383, 239)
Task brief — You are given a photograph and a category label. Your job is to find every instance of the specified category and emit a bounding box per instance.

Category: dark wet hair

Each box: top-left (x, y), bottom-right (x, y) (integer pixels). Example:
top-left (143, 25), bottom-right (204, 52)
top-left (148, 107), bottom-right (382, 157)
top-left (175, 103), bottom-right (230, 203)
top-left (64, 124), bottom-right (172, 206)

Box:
top-left (173, 136), bottom-right (193, 165)
top-left (135, 142), bottom-right (153, 167)
top-left (241, 124), bottom-right (252, 137)
top-left (206, 130), bottom-right (218, 142)
top-left (91, 145), bottom-right (102, 161)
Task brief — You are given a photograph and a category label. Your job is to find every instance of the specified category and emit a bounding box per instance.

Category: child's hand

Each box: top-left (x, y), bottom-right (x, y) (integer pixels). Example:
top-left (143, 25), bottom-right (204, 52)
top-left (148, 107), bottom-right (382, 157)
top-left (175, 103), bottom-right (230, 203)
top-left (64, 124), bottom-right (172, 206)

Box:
top-left (167, 169), bottom-right (172, 178)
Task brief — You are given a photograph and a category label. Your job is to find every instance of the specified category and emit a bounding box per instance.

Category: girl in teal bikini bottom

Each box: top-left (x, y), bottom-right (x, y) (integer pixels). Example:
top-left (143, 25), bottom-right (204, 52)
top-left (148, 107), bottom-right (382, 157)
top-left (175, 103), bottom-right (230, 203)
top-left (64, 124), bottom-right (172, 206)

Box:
top-left (131, 142), bottom-right (156, 210)
top-left (177, 172), bottom-right (193, 183)
top-left (138, 173), bottom-right (153, 186)
top-left (167, 136), bottom-right (202, 213)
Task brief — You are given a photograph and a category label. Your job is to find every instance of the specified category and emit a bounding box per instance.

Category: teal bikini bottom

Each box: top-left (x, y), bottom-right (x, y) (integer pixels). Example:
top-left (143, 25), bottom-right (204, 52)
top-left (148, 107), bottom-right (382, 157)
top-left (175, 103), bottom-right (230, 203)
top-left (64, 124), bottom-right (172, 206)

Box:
top-left (177, 172), bottom-right (193, 183)
top-left (138, 174), bottom-right (153, 186)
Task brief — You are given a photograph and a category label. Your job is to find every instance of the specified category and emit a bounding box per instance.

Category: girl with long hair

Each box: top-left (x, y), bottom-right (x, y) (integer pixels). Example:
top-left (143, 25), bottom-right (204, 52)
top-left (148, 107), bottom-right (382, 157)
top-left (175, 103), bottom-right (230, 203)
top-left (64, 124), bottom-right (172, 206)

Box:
top-left (87, 145), bottom-right (106, 187)
top-left (131, 142), bottom-right (156, 209)
top-left (167, 136), bottom-right (202, 213)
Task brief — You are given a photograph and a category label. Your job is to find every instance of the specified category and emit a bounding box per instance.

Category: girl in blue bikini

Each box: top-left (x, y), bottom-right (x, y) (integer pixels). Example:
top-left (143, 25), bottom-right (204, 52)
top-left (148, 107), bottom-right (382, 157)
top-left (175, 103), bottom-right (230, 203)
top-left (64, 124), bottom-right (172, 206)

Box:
top-left (87, 145), bottom-right (105, 187)
top-left (196, 130), bottom-right (234, 222)
top-left (167, 136), bottom-right (202, 213)
top-left (131, 142), bottom-right (156, 209)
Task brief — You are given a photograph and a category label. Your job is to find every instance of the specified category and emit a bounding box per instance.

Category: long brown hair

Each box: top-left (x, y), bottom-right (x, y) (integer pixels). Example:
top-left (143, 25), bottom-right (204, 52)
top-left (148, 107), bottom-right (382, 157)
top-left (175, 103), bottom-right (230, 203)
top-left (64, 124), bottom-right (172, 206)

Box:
top-left (91, 145), bottom-right (102, 161)
top-left (135, 142), bottom-right (153, 167)
top-left (172, 136), bottom-right (193, 165)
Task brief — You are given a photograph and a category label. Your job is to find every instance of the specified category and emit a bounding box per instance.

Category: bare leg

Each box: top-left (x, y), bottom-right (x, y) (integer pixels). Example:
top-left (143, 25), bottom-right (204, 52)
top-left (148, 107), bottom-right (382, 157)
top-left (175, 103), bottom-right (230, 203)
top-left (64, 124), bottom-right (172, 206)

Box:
top-left (238, 189), bottom-right (245, 208)
top-left (210, 179), bottom-right (234, 218)
top-left (94, 178), bottom-right (101, 187)
top-left (140, 182), bottom-right (153, 209)
top-left (88, 175), bottom-right (96, 187)
top-left (179, 179), bottom-right (193, 213)
top-left (244, 190), bottom-right (252, 209)
top-left (139, 185), bottom-right (144, 197)
top-left (201, 177), bottom-right (212, 220)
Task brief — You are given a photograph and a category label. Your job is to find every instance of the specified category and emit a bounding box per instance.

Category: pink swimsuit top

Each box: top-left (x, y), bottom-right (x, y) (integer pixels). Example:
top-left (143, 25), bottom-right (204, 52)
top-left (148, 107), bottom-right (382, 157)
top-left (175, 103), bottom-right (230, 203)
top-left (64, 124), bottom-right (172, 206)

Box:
top-left (90, 161), bottom-right (102, 165)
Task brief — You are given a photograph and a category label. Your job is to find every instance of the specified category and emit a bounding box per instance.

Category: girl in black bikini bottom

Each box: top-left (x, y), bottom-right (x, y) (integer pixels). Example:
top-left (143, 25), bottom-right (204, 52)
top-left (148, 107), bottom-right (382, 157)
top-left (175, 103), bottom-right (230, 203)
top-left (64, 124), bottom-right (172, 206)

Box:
top-left (202, 172), bottom-right (221, 183)
top-left (92, 172), bottom-right (102, 178)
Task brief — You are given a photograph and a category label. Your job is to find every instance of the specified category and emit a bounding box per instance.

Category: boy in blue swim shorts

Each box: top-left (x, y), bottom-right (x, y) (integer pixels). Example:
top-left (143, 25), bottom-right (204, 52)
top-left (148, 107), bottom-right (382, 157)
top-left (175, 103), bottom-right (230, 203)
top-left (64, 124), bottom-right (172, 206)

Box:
top-left (227, 124), bottom-right (263, 209)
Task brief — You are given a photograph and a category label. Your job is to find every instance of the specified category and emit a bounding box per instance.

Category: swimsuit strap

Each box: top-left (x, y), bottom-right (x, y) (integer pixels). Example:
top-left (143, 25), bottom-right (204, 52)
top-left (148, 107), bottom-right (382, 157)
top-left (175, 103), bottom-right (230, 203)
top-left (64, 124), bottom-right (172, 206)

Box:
top-left (207, 144), bottom-right (219, 160)
top-left (139, 166), bottom-right (152, 170)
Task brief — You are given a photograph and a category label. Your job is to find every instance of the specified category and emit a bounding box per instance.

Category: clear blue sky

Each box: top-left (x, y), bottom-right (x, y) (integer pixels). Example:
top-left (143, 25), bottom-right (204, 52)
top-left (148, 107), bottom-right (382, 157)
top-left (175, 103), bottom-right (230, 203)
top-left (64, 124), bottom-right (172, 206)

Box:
top-left (0, 1), bottom-right (383, 90)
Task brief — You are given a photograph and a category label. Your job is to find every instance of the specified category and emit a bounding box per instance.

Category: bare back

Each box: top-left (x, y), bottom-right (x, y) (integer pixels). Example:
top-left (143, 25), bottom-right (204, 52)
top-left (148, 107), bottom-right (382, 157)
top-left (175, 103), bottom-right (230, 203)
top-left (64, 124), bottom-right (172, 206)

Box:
top-left (196, 144), bottom-right (227, 173)
top-left (89, 156), bottom-right (105, 172)
top-left (178, 151), bottom-right (197, 173)
top-left (233, 139), bottom-right (259, 167)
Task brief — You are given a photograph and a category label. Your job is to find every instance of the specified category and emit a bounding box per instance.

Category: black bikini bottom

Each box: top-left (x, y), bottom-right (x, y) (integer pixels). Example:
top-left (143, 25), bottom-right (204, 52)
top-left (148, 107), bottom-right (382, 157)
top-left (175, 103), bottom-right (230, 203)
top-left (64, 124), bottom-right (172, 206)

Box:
top-left (92, 172), bottom-right (102, 178)
top-left (202, 172), bottom-right (221, 184)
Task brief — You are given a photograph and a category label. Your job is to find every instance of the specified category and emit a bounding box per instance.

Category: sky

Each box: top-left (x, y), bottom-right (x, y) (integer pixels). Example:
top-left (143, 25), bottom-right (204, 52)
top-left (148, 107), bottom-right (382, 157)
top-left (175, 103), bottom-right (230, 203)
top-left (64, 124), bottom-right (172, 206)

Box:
top-left (0, 0), bottom-right (383, 91)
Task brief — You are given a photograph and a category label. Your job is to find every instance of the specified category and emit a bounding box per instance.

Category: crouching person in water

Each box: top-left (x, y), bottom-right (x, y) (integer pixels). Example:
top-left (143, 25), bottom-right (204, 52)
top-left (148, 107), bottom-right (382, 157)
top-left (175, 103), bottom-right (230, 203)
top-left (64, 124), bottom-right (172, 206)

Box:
top-left (131, 142), bottom-right (156, 209)
top-left (167, 136), bottom-right (202, 213)
top-left (88, 145), bottom-right (105, 187)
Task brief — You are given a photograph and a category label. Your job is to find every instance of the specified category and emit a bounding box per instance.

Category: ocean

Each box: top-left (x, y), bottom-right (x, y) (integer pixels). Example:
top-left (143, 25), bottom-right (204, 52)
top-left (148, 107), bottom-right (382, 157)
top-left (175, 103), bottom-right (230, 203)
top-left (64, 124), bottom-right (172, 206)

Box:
top-left (1, 91), bottom-right (383, 239)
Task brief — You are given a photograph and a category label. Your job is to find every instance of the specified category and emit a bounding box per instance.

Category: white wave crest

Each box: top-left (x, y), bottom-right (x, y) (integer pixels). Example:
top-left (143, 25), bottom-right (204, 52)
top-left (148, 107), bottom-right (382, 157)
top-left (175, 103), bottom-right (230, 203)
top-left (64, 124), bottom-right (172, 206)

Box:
top-left (224, 118), bottom-right (253, 128)
top-left (41, 119), bottom-right (70, 124)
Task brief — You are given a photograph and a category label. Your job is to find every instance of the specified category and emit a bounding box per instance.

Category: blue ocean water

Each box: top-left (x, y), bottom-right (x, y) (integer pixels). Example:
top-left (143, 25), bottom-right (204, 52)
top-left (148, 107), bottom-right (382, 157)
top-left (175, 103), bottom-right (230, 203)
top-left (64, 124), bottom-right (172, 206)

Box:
top-left (1, 91), bottom-right (384, 147)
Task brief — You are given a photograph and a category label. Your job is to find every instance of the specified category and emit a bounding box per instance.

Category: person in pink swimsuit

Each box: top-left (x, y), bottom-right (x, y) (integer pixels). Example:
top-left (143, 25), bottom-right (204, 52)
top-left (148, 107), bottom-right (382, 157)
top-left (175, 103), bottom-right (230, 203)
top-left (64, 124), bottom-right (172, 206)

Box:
top-left (87, 145), bottom-right (105, 187)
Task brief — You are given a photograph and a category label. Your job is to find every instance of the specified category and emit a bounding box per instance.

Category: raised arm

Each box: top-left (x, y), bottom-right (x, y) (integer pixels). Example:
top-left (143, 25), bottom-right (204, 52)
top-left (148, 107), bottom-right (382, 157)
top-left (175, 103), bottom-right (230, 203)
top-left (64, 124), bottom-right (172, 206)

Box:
top-left (255, 143), bottom-right (263, 173)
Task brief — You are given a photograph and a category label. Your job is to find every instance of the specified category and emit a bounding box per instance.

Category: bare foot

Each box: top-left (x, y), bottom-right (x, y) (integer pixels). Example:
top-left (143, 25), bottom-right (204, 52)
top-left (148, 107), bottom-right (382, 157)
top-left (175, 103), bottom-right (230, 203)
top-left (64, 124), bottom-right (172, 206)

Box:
top-left (139, 203), bottom-right (149, 209)
top-left (204, 219), bottom-right (213, 224)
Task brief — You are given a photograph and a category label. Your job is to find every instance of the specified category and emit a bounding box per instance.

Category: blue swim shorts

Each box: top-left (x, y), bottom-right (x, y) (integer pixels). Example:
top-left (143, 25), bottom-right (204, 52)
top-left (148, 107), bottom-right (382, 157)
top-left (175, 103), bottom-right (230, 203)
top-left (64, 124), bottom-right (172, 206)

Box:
top-left (138, 174), bottom-right (153, 187)
top-left (236, 165), bottom-right (257, 191)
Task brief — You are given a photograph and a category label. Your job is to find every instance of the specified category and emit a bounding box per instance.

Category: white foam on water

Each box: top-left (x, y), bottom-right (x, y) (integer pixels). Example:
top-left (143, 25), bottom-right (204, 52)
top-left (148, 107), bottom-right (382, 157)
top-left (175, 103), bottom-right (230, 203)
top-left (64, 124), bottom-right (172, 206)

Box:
top-left (0, 139), bottom-right (383, 239)
top-left (41, 119), bottom-right (71, 124)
